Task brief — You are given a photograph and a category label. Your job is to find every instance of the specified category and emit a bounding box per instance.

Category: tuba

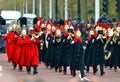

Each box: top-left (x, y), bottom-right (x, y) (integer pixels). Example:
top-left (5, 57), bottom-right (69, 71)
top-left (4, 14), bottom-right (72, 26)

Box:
top-left (104, 38), bottom-right (111, 60)
top-left (104, 27), bottom-right (119, 60)
top-left (112, 27), bottom-right (119, 43)
top-left (104, 28), bottom-right (113, 60)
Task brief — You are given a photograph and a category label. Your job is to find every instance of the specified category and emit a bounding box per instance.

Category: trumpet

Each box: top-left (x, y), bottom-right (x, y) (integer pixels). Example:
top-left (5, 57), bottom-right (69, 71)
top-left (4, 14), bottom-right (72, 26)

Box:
top-left (67, 33), bottom-right (74, 40)
top-left (40, 41), bottom-right (44, 50)
top-left (67, 35), bottom-right (72, 40)
top-left (70, 33), bottom-right (74, 37)
top-left (17, 33), bottom-right (24, 39)
top-left (56, 36), bottom-right (61, 43)
top-left (56, 38), bottom-right (61, 43)
top-left (97, 35), bottom-right (104, 43)
top-left (33, 32), bottom-right (41, 38)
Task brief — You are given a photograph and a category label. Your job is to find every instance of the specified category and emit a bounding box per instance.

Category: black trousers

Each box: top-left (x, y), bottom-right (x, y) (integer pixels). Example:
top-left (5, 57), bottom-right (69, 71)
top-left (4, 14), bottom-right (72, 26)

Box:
top-left (93, 64), bottom-right (104, 74)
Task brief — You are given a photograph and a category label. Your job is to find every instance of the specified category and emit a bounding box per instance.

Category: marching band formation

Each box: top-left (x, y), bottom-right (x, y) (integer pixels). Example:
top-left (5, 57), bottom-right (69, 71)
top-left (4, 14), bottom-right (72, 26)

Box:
top-left (1, 16), bottom-right (120, 81)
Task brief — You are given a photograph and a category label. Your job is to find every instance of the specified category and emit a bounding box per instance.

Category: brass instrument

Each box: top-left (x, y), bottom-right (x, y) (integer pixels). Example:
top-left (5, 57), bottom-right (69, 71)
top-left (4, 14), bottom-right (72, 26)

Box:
top-left (56, 36), bottom-right (61, 43)
top-left (113, 27), bottom-right (119, 37)
top-left (33, 32), bottom-right (41, 38)
top-left (56, 38), bottom-right (61, 43)
top-left (70, 33), bottom-right (74, 37)
top-left (104, 37), bottom-right (111, 60)
top-left (112, 28), bottom-right (119, 43)
top-left (16, 33), bottom-right (21, 38)
top-left (97, 34), bottom-right (104, 43)
top-left (67, 34), bottom-right (73, 40)
top-left (118, 41), bottom-right (120, 45)
top-left (29, 32), bottom-right (41, 42)
top-left (55, 29), bottom-right (62, 43)
top-left (17, 33), bottom-right (24, 39)
top-left (40, 40), bottom-right (44, 50)
top-left (104, 27), bottom-right (119, 60)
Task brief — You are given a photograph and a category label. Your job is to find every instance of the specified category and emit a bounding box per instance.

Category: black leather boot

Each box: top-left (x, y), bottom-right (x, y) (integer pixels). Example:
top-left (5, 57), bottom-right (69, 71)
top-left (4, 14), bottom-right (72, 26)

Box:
top-left (33, 66), bottom-right (38, 75)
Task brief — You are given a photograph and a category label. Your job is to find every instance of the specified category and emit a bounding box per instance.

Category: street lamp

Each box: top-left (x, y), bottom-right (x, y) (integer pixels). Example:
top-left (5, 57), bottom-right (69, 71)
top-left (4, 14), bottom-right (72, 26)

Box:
top-left (49, 0), bottom-right (52, 19)
top-left (39, 0), bottom-right (42, 17)
top-left (77, 0), bottom-right (81, 23)
top-left (14, 0), bottom-right (17, 10)
top-left (95, 0), bottom-right (100, 22)
top-left (26, 0), bottom-right (28, 13)
top-left (32, 0), bottom-right (35, 14)
top-left (55, 0), bottom-right (58, 24)
top-left (65, 0), bottom-right (68, 20)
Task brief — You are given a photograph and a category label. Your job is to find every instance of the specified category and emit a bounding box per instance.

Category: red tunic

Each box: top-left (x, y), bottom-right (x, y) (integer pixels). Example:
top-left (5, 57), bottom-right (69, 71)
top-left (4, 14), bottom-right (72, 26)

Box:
top-left (28, 37), bottom-right (40, 66)
top-left (3, 32), bottom-right (16, 62)
top-left (13, 37), bottom-right (21, 64)
top-left (11, 34), bottom-right (18, 63)
top-left (24, 35), bottom-right (31, 66)
top-left (16, 37), bottom-right (26, 66)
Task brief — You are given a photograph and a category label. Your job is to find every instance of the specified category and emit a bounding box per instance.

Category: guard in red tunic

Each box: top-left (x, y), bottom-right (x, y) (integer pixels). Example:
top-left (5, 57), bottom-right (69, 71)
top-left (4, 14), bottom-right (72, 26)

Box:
top-left (3, 25), bottom-right (16, 63)
top-left (24, 26), bottom-right (40, 74)
top-left (17, 29), bottom-right (26, 71)
top-left (12, 25), bottom-right (21, 70)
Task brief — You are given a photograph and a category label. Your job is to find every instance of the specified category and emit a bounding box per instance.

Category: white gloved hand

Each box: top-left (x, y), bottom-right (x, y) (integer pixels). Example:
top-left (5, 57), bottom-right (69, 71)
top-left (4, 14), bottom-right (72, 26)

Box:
top-left (92, 39), bottom-right (95, 43)
top-left (97, 36), bottom-right (100, 40)
top-left (118, 41), bottom-right (120, 45)
top-left (40, 43), bottom-right (43, 46)
top-left (48, 37), bottom-right (50, 40)
top-left (110, 41), bottom-right (113, 45)
top-left (85, 41), bottom-right (88, 44)
top-left (83, 46), bottom-right (86, 50)
top-left (63, 39), bottom-right (65, 42)
top-left (30, 37), bottom-right (34, 41)
top-left (71, 41), bottom-right (75, 44)
top-left (53, 40), bottom-right (55, 43)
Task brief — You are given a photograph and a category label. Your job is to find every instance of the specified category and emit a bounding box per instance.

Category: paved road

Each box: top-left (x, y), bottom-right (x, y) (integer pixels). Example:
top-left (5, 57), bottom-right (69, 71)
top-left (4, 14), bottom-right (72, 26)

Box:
top-left (0, 53), bottom-right (120, 82)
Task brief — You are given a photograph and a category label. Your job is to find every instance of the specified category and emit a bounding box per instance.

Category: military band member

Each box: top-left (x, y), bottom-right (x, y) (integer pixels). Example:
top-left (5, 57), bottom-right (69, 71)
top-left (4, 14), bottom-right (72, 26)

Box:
top-left (70, 25), bottom-right (90, 81)
top-left (45, 20), bottom-right (52, 68)
top-left (93, 26), bottom-right (106, 76)
top-left (17, 29), bottom-right (27, 71)
top-left (84, 29), bottom-right (97, 73)
top-left (54, 28), bottom-right (63, 72)
top-left (38, 20), bottom-right (46, 63)
top-left (46, 23), bottom-right (55, 69)
top-left (3, 25), bottom-right (14, 62)
top-left (12, 24), bottom-right (21, 70)
top-left (110, 27), bottom-right (120, 72)
top-left (49, 22), bottom-right (56, 69)
top-left (61, 22), bottom-right (74, 75)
